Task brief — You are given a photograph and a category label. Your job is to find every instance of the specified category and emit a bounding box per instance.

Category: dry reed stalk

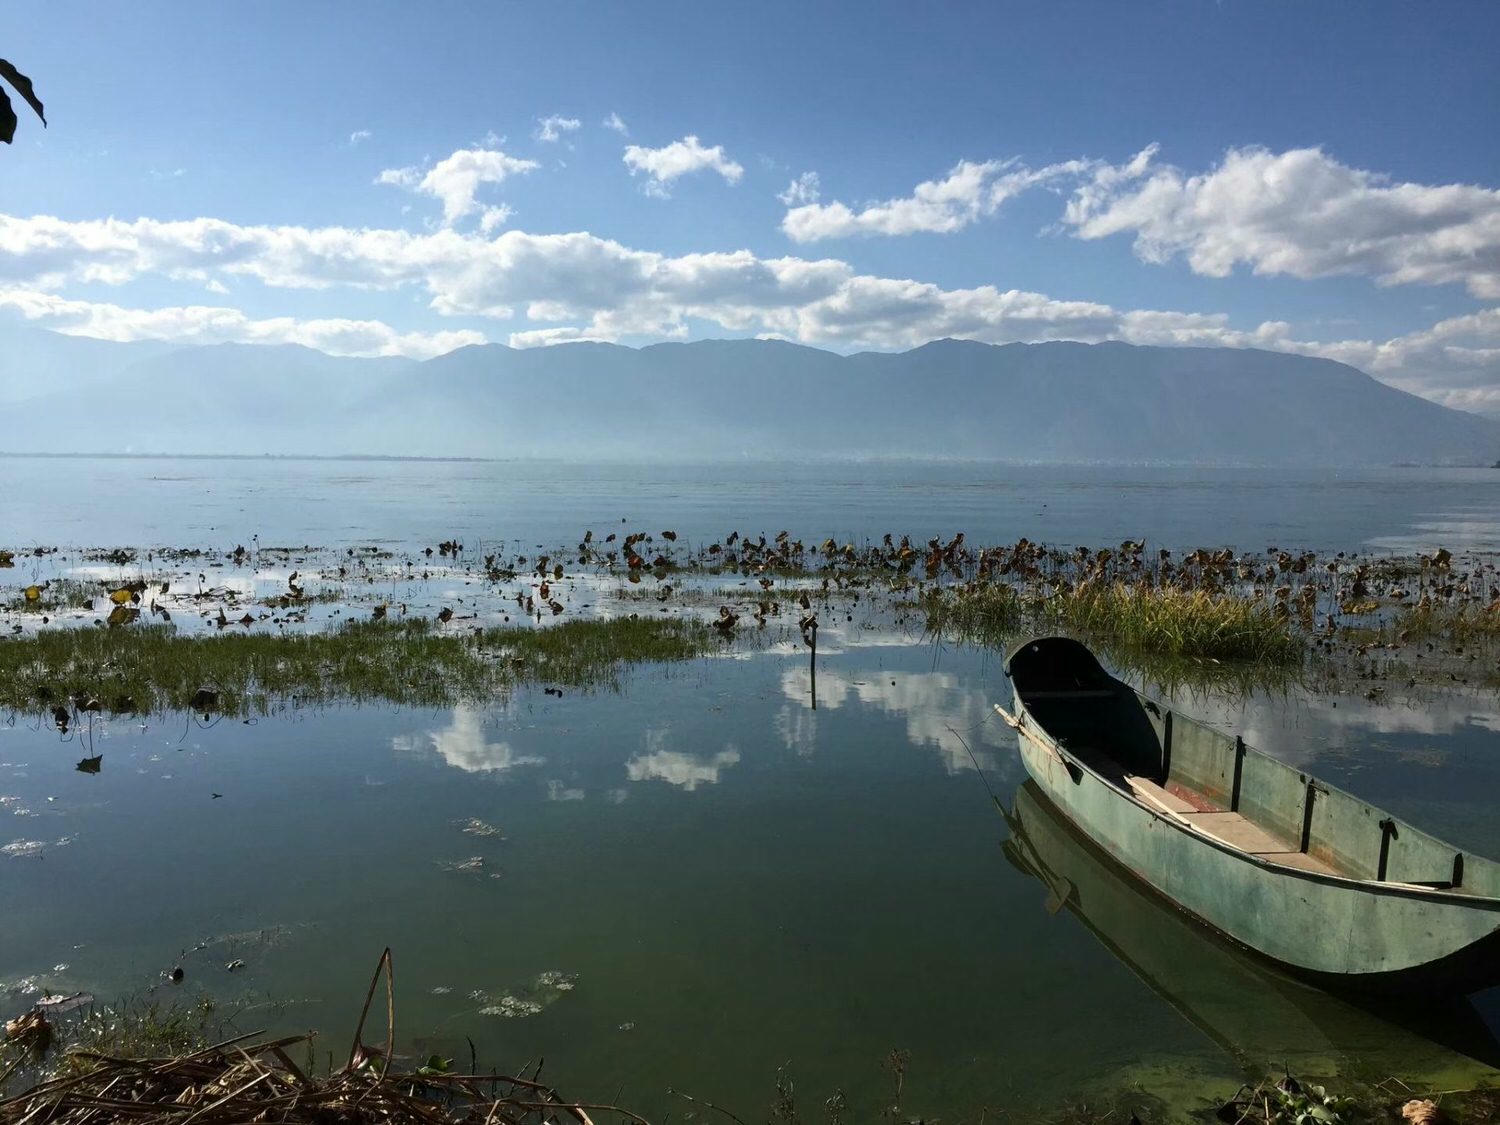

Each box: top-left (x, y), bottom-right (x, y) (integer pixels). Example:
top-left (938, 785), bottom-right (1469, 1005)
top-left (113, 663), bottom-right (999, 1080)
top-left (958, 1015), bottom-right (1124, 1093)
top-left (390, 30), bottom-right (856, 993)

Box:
top-left (1, 951), bottom-right (644, 1125)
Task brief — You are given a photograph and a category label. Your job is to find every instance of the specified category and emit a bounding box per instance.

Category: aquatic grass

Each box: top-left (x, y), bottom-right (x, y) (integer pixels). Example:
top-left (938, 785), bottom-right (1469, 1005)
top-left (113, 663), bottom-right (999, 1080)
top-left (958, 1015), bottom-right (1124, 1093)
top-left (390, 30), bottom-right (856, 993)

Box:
top-left (920, 582), bottom-right (1025, 638)
top-left (1, 948), bottom-right (646, 1123)
top-left (923, 580), bottom-right (1300, 665)
top-left (1047, 582), bottom-right (1302, 663)
top-left (0, 616), bottom-right (715, 718)
top-left (1391, 601), bottom-right (1500, 644)
top-left (259, 589), bottom-right (345, 609)
top-left (47, 998), bottom-right (226, 1081)
top-left (0, 995), bottom-right (230, 1096)
top-left (2, 579), bottom-right (98, 614)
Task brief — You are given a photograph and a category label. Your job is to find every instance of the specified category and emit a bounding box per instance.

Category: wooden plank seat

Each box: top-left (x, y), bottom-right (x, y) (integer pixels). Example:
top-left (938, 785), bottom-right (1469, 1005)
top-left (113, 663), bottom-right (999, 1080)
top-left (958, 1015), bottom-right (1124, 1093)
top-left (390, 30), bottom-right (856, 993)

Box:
top-left (1074, 743), bottom-right (1347, 878)
top-left (1261, 850), bottom-right (1340, 875)
top-left (1125, 775), bottom-right (1343, 876)
top-left (1180, 810), bottom-right (1289, 854)
top-left (1125, 775), bottom-right (1197, 814)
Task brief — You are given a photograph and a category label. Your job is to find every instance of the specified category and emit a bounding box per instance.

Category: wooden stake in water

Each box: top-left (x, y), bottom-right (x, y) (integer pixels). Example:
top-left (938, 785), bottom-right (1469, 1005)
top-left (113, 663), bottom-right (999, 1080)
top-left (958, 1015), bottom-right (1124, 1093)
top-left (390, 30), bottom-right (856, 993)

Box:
top-left (800, 612), bottom-right (818, 710)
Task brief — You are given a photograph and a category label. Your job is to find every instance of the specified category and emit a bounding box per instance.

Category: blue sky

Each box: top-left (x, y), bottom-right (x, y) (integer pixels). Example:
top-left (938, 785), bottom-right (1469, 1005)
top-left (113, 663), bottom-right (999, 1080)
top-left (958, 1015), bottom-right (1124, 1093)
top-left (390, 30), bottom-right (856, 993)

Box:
top-left (4, 2), bottom-right (1500, 411)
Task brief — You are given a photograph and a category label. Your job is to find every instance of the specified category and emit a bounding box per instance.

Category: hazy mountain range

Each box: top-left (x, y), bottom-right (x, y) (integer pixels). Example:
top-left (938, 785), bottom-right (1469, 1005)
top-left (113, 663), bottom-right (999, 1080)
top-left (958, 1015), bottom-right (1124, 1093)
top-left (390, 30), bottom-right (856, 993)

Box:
top-left (3, 327), bottom-right (1497, 465)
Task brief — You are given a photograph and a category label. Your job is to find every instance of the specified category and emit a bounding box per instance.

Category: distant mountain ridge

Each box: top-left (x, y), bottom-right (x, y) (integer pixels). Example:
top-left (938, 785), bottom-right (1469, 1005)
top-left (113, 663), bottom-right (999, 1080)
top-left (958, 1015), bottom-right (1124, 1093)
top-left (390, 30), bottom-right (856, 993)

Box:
top-left (2, 327), bottom-right (1496, 465)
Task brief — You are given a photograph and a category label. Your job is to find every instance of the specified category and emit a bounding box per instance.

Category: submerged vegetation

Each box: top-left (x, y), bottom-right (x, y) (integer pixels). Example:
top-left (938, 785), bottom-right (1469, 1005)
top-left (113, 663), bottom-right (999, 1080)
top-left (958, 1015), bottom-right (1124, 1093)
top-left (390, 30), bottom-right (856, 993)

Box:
top-left (918, 536), bottom-right (1500, 686)
top-left (0, 616), bottom-right (714, 718)
top-left (1382, 600), bottom-right (1500, 644)
top-left (1, 528), bottom-right (1497, 715)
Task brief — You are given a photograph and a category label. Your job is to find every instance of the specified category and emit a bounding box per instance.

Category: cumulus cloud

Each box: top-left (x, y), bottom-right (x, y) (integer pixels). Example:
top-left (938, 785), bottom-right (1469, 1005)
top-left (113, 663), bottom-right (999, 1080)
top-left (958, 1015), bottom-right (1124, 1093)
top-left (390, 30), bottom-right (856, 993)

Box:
top-left (535, 114), bottom-right (581, 143)
top-left (393, 707), bottom-right (545, 773)
top-left (602, 111), bottom-right (628, 136)
top-left (1290, 307), bottom-right (1500, 415)
top-left (0, 287), bottom-right (484, 359)
top-left (782, 157), bottom-right (1092, 242)
top-left (1, 207), bottom-right (1496, 411)
top-left (479, 205), bottom-right (513, 234)
top-left (626, 729), bottom-right (740, 790)
top-left (1063, 144), bottom-right (1500, 298)
top-left (622, 135), bottom-right (743, 198)
top-left (376, 146), bottom-right (539, 225)
top-left (779, 666), bottom-right (1008, 775)
top-left (776, 171), bottom-right (820, 207)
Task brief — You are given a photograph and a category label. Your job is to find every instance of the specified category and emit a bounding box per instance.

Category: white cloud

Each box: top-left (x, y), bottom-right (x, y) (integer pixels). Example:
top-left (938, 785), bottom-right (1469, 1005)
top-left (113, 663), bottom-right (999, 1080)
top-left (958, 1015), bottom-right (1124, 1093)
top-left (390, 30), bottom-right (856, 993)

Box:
top-left (394, 707), bottom-right (545, 772)
top-left (507, 324), bottom-right (618, 348)
top-left (625, 729), bottom-right (740, 790)
top-left (1063, 144), bottom-right (1500, 299)
top-left (535, 114), bottom-right (581, 143)
top-left (778, 667), bottom-right (1008, 775)
top-left (622, 135), bottom-right (743, 198)
top-left (602, 112), bottom-right (628, 136)
top-left (1, 207), bottom-right (1496, 411)
top-left (348, 129), bottom-right (372, 147)
top-left (777, 171), bottom-right (820, 207)
top-left (0, 287), bottom-right (485, 359)
top-left (376, 146), bottom-right (539, 225)
top-left (479, 205), bottom-right (513, 234)
top-left (782, 157), bottom-right (1091, 242)
top-left (1284, 307), bottom-right (1500, 415)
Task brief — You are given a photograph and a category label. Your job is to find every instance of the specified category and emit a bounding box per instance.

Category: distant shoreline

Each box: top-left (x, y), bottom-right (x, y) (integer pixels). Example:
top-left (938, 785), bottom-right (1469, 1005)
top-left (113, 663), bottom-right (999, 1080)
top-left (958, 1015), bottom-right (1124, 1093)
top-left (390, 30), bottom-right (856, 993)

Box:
top-left (0, 451), bottom-right (1493, 469)
top-left (0, 452), bottom-right (496, 464)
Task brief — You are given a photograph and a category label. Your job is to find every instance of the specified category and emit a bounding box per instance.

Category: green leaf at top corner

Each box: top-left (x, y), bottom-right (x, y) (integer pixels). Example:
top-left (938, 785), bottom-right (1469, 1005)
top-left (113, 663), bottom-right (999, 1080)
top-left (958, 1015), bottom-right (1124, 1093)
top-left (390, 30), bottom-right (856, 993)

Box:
top-left (0, 88), bottom-right (16, 144)
top-left (0, 60), bottom-right (45, 125)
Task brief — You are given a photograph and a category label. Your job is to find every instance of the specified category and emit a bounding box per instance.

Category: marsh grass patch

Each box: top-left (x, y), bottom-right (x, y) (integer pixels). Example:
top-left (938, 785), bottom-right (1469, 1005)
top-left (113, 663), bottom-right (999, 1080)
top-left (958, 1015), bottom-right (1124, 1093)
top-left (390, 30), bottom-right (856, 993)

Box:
top-left (0, 616), bottom-right (716, 718)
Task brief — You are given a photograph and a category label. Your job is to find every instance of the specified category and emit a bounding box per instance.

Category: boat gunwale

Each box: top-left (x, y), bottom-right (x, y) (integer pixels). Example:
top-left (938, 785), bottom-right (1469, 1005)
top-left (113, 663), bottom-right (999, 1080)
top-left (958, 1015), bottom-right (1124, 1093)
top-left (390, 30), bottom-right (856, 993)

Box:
top-left (1007, 693), bottom-right (1500, 912)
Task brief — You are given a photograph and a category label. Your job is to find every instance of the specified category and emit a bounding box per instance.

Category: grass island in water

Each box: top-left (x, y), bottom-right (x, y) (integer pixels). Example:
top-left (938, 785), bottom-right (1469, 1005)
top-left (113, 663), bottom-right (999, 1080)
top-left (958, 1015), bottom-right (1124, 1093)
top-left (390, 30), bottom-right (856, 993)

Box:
top-left (0, 616), bottom-right (716, 719)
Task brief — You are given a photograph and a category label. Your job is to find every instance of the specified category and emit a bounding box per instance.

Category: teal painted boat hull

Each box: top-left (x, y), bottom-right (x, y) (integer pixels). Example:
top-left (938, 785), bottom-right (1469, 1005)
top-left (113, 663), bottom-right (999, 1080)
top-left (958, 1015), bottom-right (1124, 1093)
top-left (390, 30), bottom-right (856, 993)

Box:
top-left (1003, 780), bottom-right (1500, 1079)
top-left (1002, 638), bottom-right (1500, 995)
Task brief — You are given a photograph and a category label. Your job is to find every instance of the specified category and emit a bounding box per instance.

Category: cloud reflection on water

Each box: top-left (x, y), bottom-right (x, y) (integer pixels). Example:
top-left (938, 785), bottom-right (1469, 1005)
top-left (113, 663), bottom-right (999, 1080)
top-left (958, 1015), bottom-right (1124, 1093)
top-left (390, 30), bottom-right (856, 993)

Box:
top-left (392, 705), bottom-right (545, 773)
top-left (625, 727), bottom-right (741, 790)
top-left (1174, 688), bottom-right (1500, 770)
top-left (779, 665), bottom-right (1008, 774)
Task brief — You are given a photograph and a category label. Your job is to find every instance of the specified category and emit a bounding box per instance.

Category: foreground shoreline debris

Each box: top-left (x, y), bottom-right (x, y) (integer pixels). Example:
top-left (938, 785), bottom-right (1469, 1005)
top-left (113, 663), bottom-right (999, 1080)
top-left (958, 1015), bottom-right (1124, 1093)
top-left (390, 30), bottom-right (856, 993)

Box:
top-left (1, 951), bottom-right (638, 1125)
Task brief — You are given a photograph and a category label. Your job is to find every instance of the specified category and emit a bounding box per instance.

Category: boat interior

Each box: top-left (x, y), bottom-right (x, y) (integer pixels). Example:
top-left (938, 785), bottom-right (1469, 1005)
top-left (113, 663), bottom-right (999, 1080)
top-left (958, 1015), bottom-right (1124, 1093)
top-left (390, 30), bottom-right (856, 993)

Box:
top-left (1005, 637), bottom-right (1495, 895)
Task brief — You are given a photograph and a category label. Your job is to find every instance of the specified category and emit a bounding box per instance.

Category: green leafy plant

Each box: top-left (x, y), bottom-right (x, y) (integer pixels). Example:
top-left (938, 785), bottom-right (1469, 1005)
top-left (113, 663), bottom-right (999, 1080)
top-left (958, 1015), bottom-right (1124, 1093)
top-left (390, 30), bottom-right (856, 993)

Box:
top-left (1218, 1075), bottom-right (1356, 1125)
top-left (0, 59), bottom-right (45, 144)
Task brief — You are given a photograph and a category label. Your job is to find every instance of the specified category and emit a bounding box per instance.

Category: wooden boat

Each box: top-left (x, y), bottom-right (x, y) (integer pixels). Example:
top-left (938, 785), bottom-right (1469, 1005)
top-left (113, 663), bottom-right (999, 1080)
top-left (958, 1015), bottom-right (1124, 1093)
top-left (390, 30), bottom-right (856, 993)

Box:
top-left (997, 637), bottom-right (1500, 994)
top-left (1002, 780), bottom-right (1500, 1079)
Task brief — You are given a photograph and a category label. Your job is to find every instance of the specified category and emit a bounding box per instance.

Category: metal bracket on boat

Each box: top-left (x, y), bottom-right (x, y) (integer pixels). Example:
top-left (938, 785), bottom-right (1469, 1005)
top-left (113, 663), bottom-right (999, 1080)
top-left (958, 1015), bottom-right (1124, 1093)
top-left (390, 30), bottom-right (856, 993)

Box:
top-left (1377, 817), bottom-right (1399, 882)
top-left (1299, 778), bottom-right (1329, 853)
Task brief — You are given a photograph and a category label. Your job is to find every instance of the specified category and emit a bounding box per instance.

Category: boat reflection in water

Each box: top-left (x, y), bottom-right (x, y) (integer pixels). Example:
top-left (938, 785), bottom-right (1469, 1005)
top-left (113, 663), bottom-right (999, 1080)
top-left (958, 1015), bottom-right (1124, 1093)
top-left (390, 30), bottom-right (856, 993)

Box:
top-left (1002, 780), bottom-right (1500, 1086)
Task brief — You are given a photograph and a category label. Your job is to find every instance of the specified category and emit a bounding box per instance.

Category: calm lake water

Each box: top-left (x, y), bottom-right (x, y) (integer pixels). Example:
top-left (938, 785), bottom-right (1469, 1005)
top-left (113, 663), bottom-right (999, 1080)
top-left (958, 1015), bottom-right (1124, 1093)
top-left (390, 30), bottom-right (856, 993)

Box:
top-left (6, 456), bottom-right (1500, 554)
top-left (4, 456), bottom-right (1500, 1120)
